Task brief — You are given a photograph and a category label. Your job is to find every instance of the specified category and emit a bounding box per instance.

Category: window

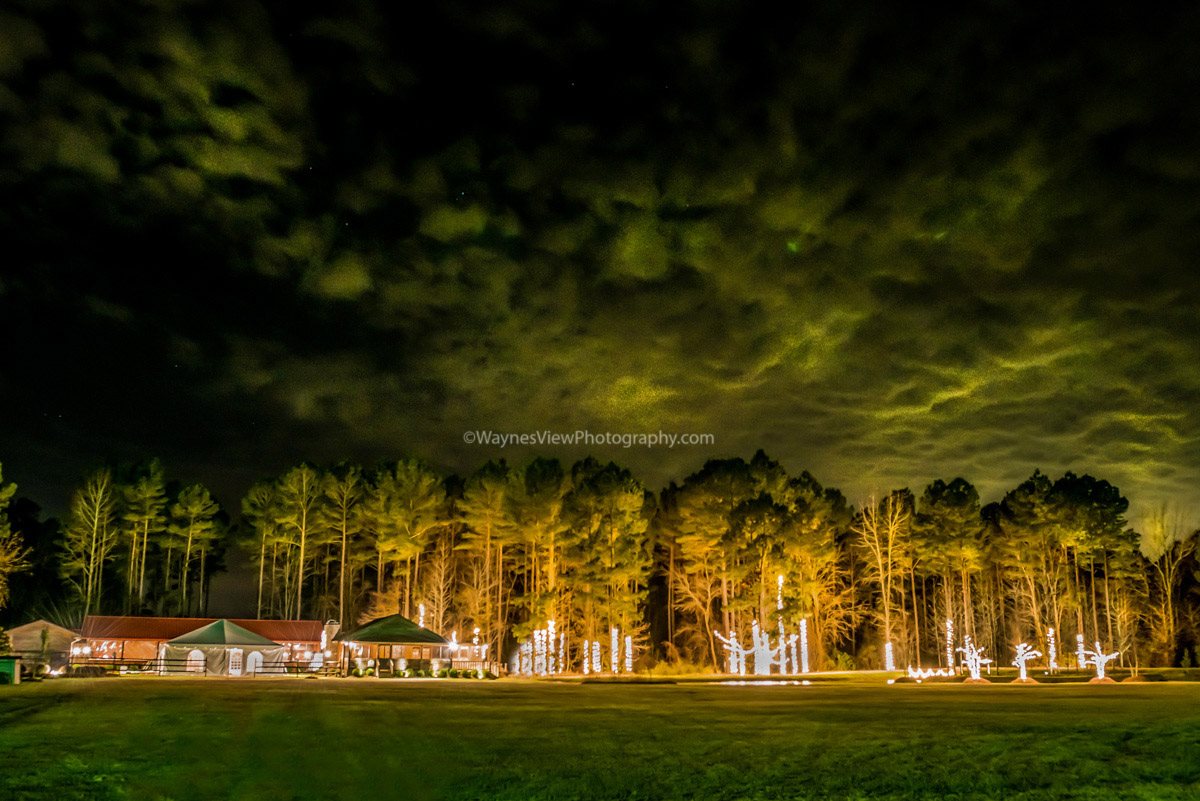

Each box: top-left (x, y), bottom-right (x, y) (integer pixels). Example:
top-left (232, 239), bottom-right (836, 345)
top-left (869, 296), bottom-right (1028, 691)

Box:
top-left (228, 648), bottom-right (244, 676)
top-left (186, 649), bottom-right (205, 673)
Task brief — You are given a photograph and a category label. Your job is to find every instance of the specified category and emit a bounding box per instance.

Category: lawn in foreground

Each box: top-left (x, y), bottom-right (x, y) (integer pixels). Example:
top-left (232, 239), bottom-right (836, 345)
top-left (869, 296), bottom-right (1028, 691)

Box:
top-left (1, 678), bottom-right (1198, 801)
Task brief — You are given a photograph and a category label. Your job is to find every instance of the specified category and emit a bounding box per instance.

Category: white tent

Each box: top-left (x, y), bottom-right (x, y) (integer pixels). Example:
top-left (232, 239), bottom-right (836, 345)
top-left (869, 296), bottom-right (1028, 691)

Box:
top-left (162, 619), bottom-right (288, 676)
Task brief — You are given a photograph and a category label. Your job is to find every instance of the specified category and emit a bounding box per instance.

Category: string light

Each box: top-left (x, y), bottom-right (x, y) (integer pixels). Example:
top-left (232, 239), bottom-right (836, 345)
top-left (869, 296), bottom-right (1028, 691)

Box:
top-left (591, 641), bottom-right (601, 674)
top-left (957, 635), bottom-right (992, 681)
top-left (624, 635), bottom-right (633, 673)
top-left (1012, 643), bottom-right (1042, 682)
top-left (418, 603), bottom-right (426, 629)
top-left (1047, 627), bottom-right (1058, 672)
top-left (1083, 642), bottom-right (1119, 681)
top-left (884, 642), bottom-right (896, 672)
top-left (799, 619), bottom-right (809, 674)
top-left (907, 666), bottom-right (954, 679)
top-left (716, 621), bottom-right (797, 676)
top-left (1076, 633), bottom-right (1086, 671)
top-left (547, 619), bottom-right (556, 674)
top-left (714, 629), bottom-right (747, 675)
top-left (945, 618), bottom-right (954, 672)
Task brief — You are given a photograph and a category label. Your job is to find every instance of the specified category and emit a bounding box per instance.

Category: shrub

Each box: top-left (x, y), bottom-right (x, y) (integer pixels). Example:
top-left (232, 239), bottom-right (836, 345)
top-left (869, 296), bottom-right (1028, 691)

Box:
top-left (644, 657), bottom-right (713, 677)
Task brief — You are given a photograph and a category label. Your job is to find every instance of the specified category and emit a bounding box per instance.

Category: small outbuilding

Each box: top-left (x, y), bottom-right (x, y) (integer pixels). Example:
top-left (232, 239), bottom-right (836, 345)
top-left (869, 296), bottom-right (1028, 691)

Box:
top-left (7, 619), bottom-right (77, 670)
top-left (162, 619), bottom-right (289, 677)
top-left (335, 613), bottom-right (450, 675)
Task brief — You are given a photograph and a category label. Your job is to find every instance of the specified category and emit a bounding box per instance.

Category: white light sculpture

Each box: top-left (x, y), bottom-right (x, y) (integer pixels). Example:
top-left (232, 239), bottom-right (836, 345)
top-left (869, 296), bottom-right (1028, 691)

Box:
top-left (624, 635), bottom-right (633, 673)
top-left (945, 618), bottom-right (955, 672)
top-left (957, 635), bottom-right (992, 682)
top-left (884, 642), bottom-right (896, 672)
top-left (716, 620), bottom-right (797, 676)
top-left (1047, 627), bottom-right (1058, 671)
top-left (418, 603), bottom-right (426, 628)
top-left (1012, 643), bottom-right (1042, 682)
top-left (610, 627), bottom-right (619, 674)
top-left (715, 629), bottom-right (748, 675)
top-left (546, 620), bottom-right (556, 675)
top-left (1076, 633), bottom-right (1086, 670)
top-left (591, 641), bottom-right (601, 674)
top-left (1083, 642), bottom-right (1119, 681)
top-left (907, 666), bottom-right (954, 679)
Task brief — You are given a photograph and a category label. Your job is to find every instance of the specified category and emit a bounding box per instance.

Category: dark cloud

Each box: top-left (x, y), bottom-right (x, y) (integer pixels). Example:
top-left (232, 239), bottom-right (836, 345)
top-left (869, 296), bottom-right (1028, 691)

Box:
top-left (1, 0), bottom-right (1199, 520)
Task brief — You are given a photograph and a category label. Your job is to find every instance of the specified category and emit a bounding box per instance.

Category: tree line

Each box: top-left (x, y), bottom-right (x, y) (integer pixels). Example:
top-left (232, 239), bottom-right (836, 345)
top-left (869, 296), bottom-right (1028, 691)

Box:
top-left (1, 454), bottom-right (1198, 670)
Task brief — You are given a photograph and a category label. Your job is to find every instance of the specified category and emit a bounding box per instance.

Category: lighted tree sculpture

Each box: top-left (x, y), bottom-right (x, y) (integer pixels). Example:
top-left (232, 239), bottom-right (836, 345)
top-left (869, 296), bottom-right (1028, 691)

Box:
top-left (958, 635), bottom-right (993, 683)
top-left (716, 619), bottom-right (797, 676)
top-left (715, 629), bottom-right (749, 675)
top-left (1012, 642), bottom-right (1043, 684)
top-left (1084, 642), bottom-right (1120, 683)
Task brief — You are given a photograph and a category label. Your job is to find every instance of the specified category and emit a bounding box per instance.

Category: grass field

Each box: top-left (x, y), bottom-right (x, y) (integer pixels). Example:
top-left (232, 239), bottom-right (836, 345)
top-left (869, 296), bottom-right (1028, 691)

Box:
top-left (2, 678), bottom-right (1199, 801)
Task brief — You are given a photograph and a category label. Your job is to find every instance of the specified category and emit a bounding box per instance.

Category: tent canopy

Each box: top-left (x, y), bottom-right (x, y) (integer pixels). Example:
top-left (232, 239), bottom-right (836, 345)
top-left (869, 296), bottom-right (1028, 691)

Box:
top-left (168, 619), bottom-right (281, 646)
top-left (336, 613), bottom-right (447, 645)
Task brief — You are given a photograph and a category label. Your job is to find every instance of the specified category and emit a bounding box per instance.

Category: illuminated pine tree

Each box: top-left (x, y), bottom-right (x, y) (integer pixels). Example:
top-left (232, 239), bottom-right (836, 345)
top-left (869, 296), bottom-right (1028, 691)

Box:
top-left (120, 459), bottom-right (167, 610)
top-left (61, 469), bottom-right (118, 617)
top-left (319, 465), bottom-right (364, 626)
top-left (170, 484), bottom-right (221, 615)
top-left (0, 464), bottom-right (30, 611)
top-left (275, 464), bottom-right (322, 619)
top-left (242, 481), bottom-right (281, 619)
top-left (458, 461), bottom-right (518, 658)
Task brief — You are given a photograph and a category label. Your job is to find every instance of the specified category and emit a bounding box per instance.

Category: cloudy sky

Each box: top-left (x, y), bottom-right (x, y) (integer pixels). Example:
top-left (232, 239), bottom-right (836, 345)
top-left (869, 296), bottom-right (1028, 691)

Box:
top-left (1, 1), bottom-right (1197, 518)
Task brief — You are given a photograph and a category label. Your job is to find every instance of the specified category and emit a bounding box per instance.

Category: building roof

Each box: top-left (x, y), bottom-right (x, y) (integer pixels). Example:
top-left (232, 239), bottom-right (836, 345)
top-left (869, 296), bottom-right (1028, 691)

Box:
top-left (335, 613), bottom-right (448, 645)
top-left (168, 620), bottom-right (281, 646)
top-left (6, 620), bottom-right (78, 652)
top-left (82, 616), bottom-right (326, 643)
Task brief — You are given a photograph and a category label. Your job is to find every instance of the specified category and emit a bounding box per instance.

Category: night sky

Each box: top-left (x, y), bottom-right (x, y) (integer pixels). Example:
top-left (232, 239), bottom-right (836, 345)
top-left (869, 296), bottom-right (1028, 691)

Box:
top-left (2, 1), bottom-right (1199, 517)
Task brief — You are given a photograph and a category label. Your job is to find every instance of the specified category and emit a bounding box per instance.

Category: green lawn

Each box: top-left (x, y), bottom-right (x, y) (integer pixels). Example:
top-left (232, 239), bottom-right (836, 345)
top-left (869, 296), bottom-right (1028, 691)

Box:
top-left (2, 678), bottom-right (1198, 801)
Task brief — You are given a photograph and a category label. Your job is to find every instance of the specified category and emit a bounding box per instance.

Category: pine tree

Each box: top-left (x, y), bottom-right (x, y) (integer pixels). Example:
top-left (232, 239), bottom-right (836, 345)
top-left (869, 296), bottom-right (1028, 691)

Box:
top-left (121, 459), bottom-right (167, 611)
top-left (275, 465), bottom-right (322, 620)
top-left (319, 465), bottom-right (364, 625)
top-left (61, 469), bottom-right (117, 617)
top-left (0, 464), bottom-right (30, 611)
top-left (169, 484), bottom-right (221, 615)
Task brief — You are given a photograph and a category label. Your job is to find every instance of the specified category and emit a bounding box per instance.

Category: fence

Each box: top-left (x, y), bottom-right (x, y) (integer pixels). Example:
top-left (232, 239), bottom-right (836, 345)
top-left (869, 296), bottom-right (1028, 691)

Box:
top-left (69, 657), bottom-right (339, 677)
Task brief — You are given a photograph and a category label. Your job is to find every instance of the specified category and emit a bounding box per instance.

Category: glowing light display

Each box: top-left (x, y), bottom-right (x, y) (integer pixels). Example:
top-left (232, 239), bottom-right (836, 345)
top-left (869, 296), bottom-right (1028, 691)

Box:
top-left (1012, 643), bottom-right (1042, 682)
top-left (1047, 627), bottom-right (1058, 671)
top-left (957, 635), bottom-right (992, 681)
top-left (715, 619), bottom-right (797, 676)
top-left (907, 666), bottom-right (954, 678)
top-left (1083, 642), bottom-right (1119, 681)
top-left (1076, 633), bottom-right (1086, 670)
top-left (798, 618), bottom-right (809, 674)
top-left (945, 618), bottom-right (954, 672)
